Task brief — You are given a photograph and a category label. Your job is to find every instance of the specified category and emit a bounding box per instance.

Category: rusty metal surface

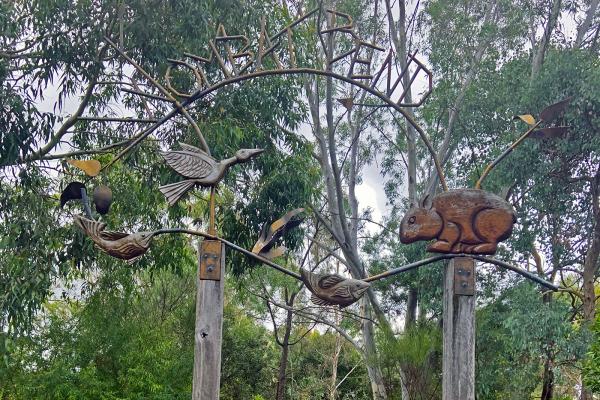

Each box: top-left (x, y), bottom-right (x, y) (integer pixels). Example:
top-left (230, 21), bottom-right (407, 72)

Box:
top-left (199, 240), bottom-right (223, 281)
top-left (453, 258), bottom-right (475, 296)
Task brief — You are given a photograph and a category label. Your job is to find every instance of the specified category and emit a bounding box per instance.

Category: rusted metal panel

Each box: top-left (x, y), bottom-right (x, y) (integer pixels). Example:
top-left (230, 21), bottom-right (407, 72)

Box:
top-left (199, 240), bottom-right (223, 281)
top-left (453, 257), bottom-right (475, 296)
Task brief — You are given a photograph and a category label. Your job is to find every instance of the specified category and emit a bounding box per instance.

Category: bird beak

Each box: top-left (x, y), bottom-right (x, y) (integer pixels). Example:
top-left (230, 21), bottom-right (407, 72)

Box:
top-left (139, 232), bottom-right (155, 248)
top-left (249, 148), bottom-right (265, 157)
top-left (355, 283), bottom-right (370, 298)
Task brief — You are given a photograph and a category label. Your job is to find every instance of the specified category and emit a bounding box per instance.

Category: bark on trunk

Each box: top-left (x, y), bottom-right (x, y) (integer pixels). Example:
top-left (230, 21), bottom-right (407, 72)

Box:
top-left (275, 307), bottom-right (293, 400)
top-left (575, 0), bottom-right (600, 47)
top-left (405, 288), bottom-right (418, 329)
top-left (541, 356), bottom-right (555, 400)
top-left (361, 297), bottom-right (388, 400)
top-left (531, 0), bottom-right (562, 79)
top-left (580, 172), bottom-right (600, 400)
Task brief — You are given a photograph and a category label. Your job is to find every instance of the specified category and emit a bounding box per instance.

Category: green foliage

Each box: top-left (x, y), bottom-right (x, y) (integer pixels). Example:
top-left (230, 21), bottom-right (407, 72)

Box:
top-left (0, 267), bottom-right (279, 399)
top-left (379, 323), bottom-right (442, 400)
top-left (476, 284), bottom-right (589, 399)
top-left (583, 315), bottom-right (600, 394)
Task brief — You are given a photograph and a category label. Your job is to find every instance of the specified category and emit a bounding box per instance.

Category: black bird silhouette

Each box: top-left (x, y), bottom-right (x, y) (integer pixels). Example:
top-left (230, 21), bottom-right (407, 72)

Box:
top-left (159, 143), bottom-right (263, 206)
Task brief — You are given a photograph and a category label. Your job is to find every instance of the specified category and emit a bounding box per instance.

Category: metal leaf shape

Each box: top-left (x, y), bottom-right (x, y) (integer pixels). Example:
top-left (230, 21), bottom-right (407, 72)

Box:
top-left (540, 97), bottom-right (573, 123)
top-left (67, 159), bottom-right (102, 176)
top-left (529, 126), bottom-right (569, 140)
top-left (513, 114), bottom-right (536, 125)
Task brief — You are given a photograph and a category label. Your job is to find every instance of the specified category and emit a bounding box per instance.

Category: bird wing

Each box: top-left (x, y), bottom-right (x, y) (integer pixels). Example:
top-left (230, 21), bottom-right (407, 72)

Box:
top-left (178, 142), bottom-right (206, 154)
top-left (252, 208), bottom-right (305, 254)
top-left (318, 274), bottom-right (346, 289)
top-left (310, 293), bottom-right (336, 307)
top-left (100, 230), bottom-right (129, 241)
top-left (160, 150), bottom-right (214, 179)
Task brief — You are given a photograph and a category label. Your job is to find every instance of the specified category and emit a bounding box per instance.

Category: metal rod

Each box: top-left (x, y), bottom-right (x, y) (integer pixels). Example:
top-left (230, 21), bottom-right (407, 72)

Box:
top-left (208, 186), bottom-right (216, 235)
top-left (80, 188), bottom-right (93, 219)
top-left (77, 116), bottom-right (158, 123)
top-left (470, 255), bottom-right (558, 291)
top-left (152, 226), bottom-right (557, 290)
top-left (363, 255), bottom-right (455, 282)
top-left (153, 228), bottom-right (302, 280)
top-left (475, 120), bottom-right (542, 189)
top-left (363, 253), bottom-right (558, 291)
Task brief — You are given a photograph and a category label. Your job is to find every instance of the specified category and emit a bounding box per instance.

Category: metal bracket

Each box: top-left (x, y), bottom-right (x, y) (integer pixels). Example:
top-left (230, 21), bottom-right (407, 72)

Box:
top-left (199, 240), bottom-right (223, 281)
top-left (454, 257), bottom-right (475, 296)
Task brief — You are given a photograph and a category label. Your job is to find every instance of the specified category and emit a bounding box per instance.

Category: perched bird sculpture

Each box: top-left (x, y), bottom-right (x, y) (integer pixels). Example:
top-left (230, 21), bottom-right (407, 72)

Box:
top-left (159, 143), bottom-right (264, 206)
top-left (60, 181), bottom-right (86, 208)
top-left (252, 208), bottom-right (305, 259)
top-left (74, 215), bottom-right (154, 263)
top-left (300, 268), bottom-right (370, 308)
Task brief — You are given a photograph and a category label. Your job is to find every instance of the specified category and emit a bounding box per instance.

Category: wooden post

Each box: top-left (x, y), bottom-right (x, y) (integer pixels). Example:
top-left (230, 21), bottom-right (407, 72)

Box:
top-left (443, 257), bottom-right (476, 400)
top-left (193, 240), bottom-right (225, 400)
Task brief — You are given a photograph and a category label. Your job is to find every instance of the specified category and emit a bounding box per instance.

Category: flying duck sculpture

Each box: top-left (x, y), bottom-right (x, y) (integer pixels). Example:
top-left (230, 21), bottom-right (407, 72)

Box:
top-left (159, 143), bottom-right (264, 206)
top-left (252, 208), bottom-right (305, 259)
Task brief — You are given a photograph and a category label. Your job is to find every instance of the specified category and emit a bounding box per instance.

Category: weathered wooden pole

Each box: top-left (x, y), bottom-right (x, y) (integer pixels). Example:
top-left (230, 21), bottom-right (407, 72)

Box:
top-left (443, 257), bottom-right (476, 400)
top-left (192, 238), bottom-right (225, 400)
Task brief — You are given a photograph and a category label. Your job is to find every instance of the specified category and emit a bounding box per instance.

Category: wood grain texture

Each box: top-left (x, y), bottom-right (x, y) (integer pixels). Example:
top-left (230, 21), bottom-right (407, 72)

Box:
top-left (399, 189), bottom-right (516, 254)
top-left (443, 257), bottom-right (475, 400)
top-left (193, 241), bottom-right (225, 400)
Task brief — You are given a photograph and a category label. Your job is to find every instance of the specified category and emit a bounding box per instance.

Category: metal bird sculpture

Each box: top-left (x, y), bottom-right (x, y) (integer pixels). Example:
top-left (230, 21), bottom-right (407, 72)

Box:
top-left (60, 181), bottom-right (86, 207)
top-left (252, 208), bottom-right (305, 259)
top-left (300, 268), bottom-right (370, 308)
top-left (159, 143), bottom-right (264, 206)
top-left (74, 215), bottom-right (154, 263)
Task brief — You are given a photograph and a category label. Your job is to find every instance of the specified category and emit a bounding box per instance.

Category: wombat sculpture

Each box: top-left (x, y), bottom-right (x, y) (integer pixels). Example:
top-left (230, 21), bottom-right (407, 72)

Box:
top-left (399, 189), bottom-right (516, 255)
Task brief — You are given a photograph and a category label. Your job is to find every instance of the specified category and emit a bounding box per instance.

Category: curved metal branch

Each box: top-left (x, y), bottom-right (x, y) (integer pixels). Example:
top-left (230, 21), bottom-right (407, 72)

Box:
top-left (363, 253), bottom-right (558, 291)
top-left (151, 228), bottom-right (558, 293)
top-left (101, 68), bottom-right (448, 191)
top-left (153, 228), bottom-right (302, 280)
top-left (475, 121), bottom-right (542, 189)
top-left (104, 37), bottom-right (210, 156)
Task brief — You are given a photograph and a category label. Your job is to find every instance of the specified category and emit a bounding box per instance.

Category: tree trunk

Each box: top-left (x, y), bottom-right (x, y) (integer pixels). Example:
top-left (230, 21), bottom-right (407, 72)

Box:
top-left (361, 297), bottom-right (388, 400)
top-left (575, 0), bottom-right (600, 47)
top-left (405, 288), bottom-right (418, 329)
top-left (275, 307), bottom-right (294, 400)
top-left (541, 356), bottom-right (555, 400)
top-left (531, 0), bottom-right (562, 79)
top-left (581, 173), bottom-right (600, 400)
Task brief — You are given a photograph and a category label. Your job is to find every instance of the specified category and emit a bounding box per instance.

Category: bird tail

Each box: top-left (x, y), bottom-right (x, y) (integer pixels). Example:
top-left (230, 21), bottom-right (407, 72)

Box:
top-left (74, 215), bottom-right (105, 239)
top-left (159, 180), bottom-right (196, 206)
